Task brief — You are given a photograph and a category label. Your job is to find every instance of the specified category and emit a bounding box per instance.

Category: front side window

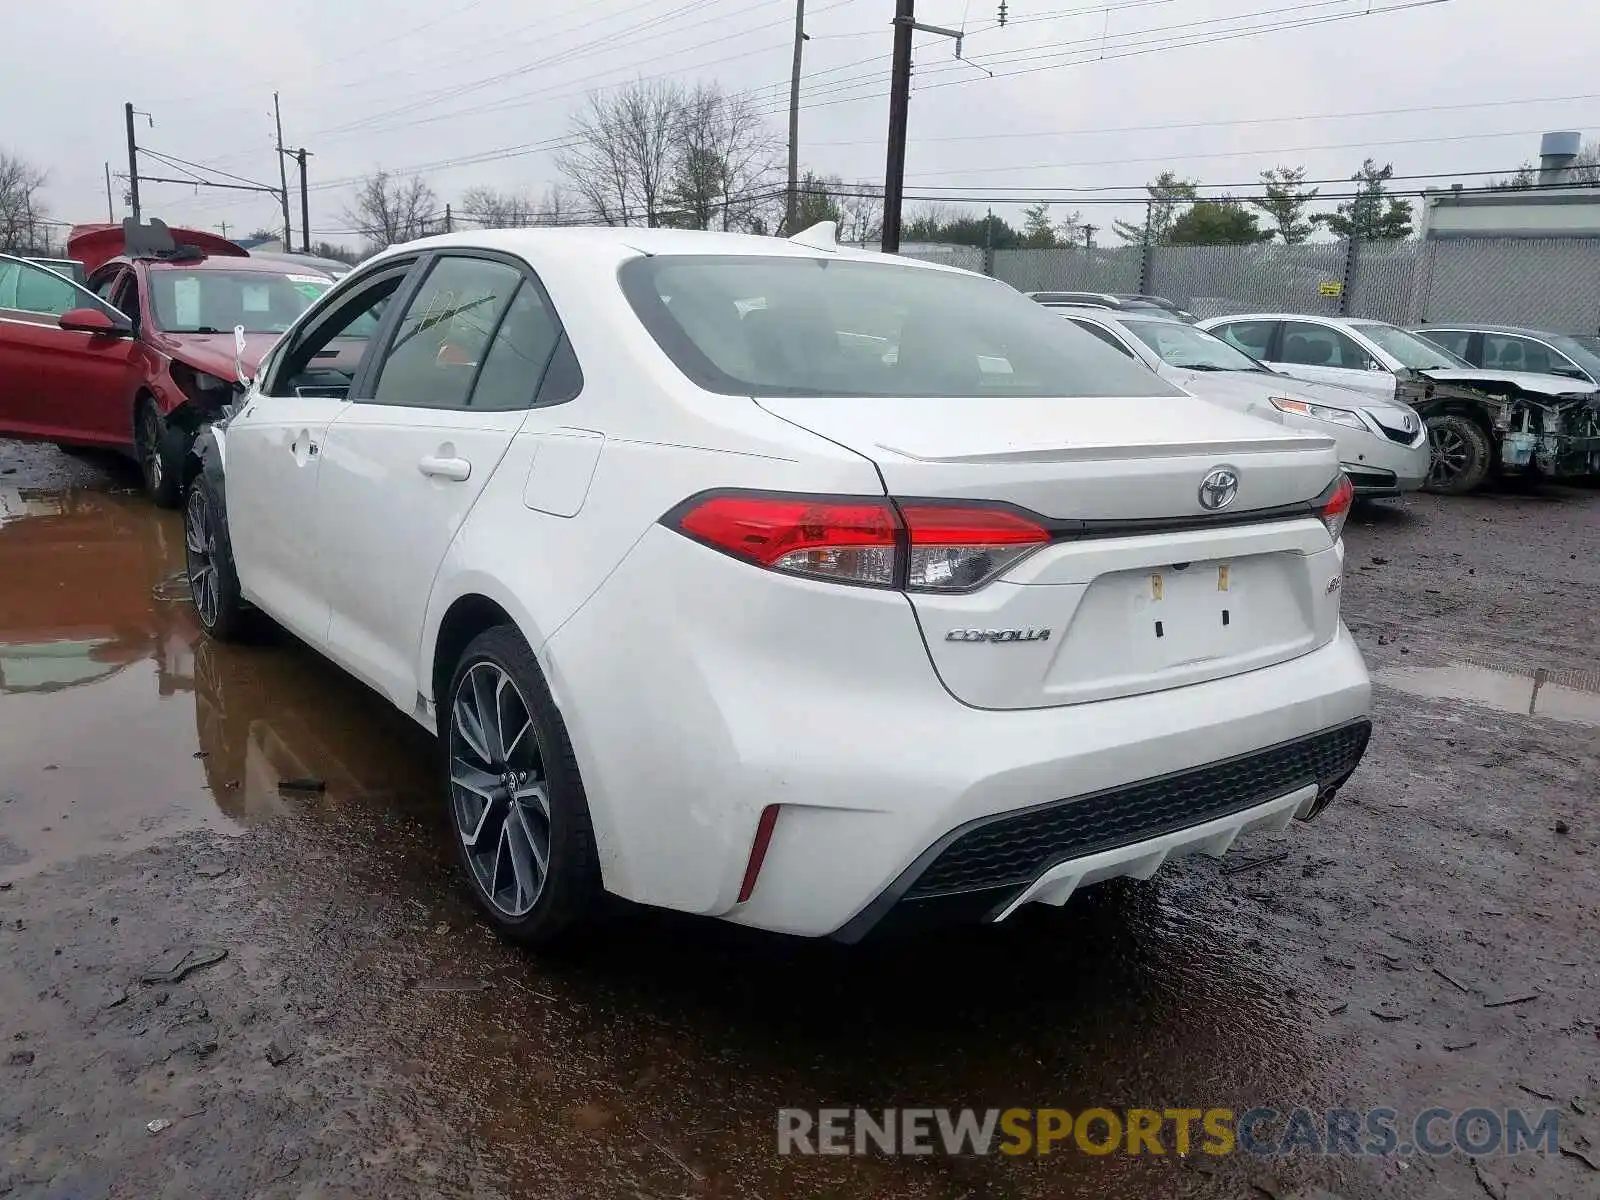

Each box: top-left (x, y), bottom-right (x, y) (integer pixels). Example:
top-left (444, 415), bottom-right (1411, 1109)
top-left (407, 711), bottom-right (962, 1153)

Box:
top-left (1278, 321), bottom-right (1378, 370)
top-left (0, 257), bottom-right (96, 317)
top-left (1417, 328), bottom-right (1472, 360)
top-left (1212, 320), bottom-right (1276, 359)
top-left (621, 256), bottom-right (1178, 399)
top-left (1066, 318), bottom-right (1137, 359)
top-left (371, 256), bottom-right (526, 410)
top-left (147, 267), bottom-right (331, 334)
top-left (1348, 322), bottom-right (1463, 370)
top-left (1124, 320), bottom-right (1264, 371)
top-left (264, 267), bottom-right (409, 398)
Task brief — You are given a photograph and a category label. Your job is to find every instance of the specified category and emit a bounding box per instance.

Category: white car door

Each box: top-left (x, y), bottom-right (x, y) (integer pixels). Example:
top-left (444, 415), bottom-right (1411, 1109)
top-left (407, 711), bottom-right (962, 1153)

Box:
top-left (226, 261), bottom-right (416, 646)
top-left (313, 251), bottom-right (568, 709)
top-left (1265, 319), bottom-right (1396, 400)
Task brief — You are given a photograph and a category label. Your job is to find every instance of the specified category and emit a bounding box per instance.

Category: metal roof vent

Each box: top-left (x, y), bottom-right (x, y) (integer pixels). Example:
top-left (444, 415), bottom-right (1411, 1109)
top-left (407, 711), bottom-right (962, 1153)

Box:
top-left (1539, 131), bottom-right (1582, 185)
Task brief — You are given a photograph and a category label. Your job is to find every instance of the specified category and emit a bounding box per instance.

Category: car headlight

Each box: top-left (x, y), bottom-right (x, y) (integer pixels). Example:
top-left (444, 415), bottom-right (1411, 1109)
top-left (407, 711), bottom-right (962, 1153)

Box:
top-left (1270, 396), bottom-right (1367, 429)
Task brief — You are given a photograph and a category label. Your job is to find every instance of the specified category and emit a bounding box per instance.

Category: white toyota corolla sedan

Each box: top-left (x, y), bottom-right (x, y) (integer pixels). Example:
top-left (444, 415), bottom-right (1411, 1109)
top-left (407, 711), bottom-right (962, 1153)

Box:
top-left (180, 225), bottom-right (1371, 946)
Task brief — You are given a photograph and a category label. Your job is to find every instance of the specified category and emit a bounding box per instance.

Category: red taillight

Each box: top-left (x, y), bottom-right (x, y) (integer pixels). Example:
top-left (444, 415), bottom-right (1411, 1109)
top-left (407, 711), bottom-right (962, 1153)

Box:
top-left (737, 804), bottom-right (781, 903)
top-left (1320, 474), bottom-right (1354, 542)
top-left (675, 494), bottom-right (898, 586)
top-left (668, 492), bottom-right (1052, 591)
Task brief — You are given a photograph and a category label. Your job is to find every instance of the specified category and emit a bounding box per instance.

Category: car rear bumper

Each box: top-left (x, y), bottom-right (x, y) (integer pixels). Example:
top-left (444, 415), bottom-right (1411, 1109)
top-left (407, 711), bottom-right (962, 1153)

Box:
top-left (743, 625), bottom-right (1370, 939)
top-left (832, 717), bottom-right (1368, 941)
top-left (550, 519), bottom-right (1373, 938)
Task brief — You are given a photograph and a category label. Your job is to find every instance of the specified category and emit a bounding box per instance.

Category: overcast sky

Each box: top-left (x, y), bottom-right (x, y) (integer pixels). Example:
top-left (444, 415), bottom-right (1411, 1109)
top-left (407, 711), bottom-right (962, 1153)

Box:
top-left (7, 0), bottom-right (1597, 248)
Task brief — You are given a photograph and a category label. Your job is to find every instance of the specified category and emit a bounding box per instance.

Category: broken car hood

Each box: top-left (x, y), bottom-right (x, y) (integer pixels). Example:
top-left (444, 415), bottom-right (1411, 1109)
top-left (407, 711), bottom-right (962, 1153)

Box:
top-left (1416, 368), bottom-right (1599, 398)
top-left (148, 330), bottom-right (280, 379)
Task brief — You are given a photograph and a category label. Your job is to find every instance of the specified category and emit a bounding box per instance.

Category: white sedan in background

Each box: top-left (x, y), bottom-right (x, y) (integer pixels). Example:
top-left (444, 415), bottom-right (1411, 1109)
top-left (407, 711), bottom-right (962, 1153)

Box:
top-left (1057, 307), bottom-right (1428, 498)
top-left (180, 225), bottom-right (1370, 947)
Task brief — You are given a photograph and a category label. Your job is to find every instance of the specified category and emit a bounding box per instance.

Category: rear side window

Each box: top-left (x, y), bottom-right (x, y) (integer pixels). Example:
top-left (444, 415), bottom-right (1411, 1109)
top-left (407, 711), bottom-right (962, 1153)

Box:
top-left (620, 256), bottom-right (1178, 399)
top-left (371, 256), bottom-right (524, 410)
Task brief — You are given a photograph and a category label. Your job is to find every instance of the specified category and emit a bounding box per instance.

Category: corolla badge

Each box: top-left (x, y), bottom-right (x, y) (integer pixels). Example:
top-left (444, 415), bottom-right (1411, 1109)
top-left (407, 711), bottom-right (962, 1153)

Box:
top-left (1197, 467), bottom-right (1239, 511)
top-left (945, 628), bottom-right (1052, 644)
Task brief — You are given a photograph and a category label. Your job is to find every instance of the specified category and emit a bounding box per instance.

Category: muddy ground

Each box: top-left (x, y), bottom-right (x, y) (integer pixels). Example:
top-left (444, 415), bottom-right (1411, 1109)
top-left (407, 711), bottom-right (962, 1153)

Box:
top-left (1, 440), bottom-right (1596, 1200)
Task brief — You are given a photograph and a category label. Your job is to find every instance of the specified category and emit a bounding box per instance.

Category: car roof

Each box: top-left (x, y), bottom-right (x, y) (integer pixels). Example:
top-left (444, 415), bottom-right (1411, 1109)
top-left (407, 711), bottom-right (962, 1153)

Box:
top-left (1415, 322), bottom-right (1567, 338)
top-left (1054, 304), bottom-right (1177, 322)
top-left (366, 226), bottom-right (974, 275)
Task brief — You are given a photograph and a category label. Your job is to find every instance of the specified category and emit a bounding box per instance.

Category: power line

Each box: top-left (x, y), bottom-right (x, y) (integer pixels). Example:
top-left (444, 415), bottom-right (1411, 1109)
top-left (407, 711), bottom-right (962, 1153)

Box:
top-left (804, 90), bottom-right (1600, 148)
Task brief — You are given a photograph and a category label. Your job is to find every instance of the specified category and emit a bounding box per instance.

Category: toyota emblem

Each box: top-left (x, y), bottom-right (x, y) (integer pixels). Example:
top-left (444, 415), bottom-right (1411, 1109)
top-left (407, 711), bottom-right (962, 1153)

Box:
top-left (1198, 467), bottom-right (1239, 511)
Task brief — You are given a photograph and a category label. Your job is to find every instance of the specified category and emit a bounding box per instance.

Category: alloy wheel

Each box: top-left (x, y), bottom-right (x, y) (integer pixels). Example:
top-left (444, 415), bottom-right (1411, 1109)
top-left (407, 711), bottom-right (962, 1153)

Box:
top-left (448, 661), bottom-right (552, 918)
top-left (184, 485), bottom-right (220, 628)
top-left (1426, 423), bottom-right (1470, 488)
top-left (138, 406), bottom-right (164, 491)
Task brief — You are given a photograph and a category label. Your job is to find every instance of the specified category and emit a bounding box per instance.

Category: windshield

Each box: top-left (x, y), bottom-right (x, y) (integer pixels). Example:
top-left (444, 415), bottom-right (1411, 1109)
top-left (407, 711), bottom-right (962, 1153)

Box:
top-left (1352, 322), bottom-right (1467, 370)
top-left (621, 256), bottom-right (1179, 399)
top-left (1124, 319), bottom-right (1264, 371)
top-left (147, 268), bottom-right (333, 334)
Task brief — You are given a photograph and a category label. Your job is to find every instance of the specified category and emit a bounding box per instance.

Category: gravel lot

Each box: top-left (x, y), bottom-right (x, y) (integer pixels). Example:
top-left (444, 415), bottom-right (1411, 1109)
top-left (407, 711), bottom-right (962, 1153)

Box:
top-left (1, 440), bottom-right (1596, 1199)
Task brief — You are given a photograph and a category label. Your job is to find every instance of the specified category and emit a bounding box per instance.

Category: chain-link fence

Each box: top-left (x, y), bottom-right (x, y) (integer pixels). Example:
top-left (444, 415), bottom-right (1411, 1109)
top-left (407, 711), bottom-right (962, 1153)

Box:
top-left (897, 242), bottom-right (985, 274)
top-left (976, 235), bottom-right (1600, 333)
top-left (990, 246), bottom-right (1143, 294)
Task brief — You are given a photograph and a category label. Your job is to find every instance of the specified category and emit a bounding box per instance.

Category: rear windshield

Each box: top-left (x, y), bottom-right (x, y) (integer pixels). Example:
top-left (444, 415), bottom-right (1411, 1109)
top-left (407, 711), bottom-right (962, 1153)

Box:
top-left (619, 255), bottom-right (1180, 398)
top-left (147, 268), bottom-right (333, 334)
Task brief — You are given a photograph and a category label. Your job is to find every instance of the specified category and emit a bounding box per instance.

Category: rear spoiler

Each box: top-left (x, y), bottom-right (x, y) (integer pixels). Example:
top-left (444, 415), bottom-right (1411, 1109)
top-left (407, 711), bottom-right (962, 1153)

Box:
top-left (66, 218), bottom-right (248, 275)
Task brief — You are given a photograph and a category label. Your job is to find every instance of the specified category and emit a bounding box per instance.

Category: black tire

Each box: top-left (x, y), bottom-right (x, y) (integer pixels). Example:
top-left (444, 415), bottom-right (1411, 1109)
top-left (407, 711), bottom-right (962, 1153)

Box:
top-left (183, 467), bottom-right (256, 643)
top-left (1423, 414), bottom-right (1492, 495)
top-left (444, 625), bottom-right (603, 946)
top-left (135, 398), bottom-right (184, 508)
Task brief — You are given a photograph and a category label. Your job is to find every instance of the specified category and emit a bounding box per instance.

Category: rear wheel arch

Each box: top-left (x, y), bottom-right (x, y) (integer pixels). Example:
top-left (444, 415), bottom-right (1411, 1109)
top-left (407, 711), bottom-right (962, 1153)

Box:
top-left (431, 593), bottom-right (519, 728)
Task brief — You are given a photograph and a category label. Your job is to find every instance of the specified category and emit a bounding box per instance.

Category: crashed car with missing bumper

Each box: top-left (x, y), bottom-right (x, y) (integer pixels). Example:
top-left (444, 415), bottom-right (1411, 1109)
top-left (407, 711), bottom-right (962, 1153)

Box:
top-left (1199, 313), bottom-right (1600, 493)
top-left (0, 219), bottom-right (335, 507)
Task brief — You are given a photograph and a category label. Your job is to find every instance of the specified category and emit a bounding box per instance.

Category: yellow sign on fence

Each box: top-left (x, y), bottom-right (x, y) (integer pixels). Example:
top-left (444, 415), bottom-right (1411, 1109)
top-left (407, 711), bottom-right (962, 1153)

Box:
top-left (1318, 280), bottom-right (1344, 297)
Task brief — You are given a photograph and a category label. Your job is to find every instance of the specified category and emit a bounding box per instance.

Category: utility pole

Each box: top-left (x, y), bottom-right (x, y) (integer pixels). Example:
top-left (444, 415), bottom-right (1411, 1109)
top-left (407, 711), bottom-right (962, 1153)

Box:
top-left (1083, 224), bottom-right (1098, 254)
top-left (219, 221), bottom-right (231, 238)
top-left (881, 0), bottom-right (915, 253)
top-left (104, 162), bottom-right (115, 222)
top-left (123, 103), bottom-right (142, 222)
top-left (273, 92), bottom-right (292, 249)
top-left (881, 1), bottom-right (963, 253)
top-left (785, 0), bottom-right (807, 235)
top-left (296, 148), bottom-right (310, 252)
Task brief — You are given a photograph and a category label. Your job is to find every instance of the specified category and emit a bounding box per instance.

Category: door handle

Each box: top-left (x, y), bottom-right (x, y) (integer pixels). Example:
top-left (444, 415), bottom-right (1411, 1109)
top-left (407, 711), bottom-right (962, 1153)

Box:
top-left (290, 431), bottom-right (319, 461)
top-left (419, 455), bottom-right (471, 481)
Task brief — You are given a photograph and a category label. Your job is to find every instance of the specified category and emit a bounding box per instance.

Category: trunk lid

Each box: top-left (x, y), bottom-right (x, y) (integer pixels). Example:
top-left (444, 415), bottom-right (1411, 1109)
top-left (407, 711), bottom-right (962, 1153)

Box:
top-left (756, 392), bottom-right (1346, 710)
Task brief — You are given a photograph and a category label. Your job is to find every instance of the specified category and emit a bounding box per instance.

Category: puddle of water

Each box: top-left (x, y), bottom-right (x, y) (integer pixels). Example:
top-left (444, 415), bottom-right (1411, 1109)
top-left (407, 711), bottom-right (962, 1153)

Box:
top-left (0, 489), bottom-right (437, 881)
top-left (1375, 660), bottom-right (1600, 727)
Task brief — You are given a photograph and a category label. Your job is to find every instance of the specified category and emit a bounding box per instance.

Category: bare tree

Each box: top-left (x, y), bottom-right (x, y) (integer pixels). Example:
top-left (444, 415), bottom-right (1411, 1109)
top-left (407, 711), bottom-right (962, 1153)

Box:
top-left (342, 170), bottom-right (438, 251)
top-left (557, 80), bottom-right (686, 227)
top-left (533, 185), bottom-right (573, 225)
top-left (459, 185), bottom-right (535, 228)
top-left (0, 151), bottom-right (49, 253)
top-left (669, 83), bottom-right (778, 231)
top-left (836, 182), bottom-right (884, 247)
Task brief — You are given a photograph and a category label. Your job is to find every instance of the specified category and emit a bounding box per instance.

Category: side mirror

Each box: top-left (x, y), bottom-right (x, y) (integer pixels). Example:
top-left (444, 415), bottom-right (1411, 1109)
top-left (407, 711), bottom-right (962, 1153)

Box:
top-left (59, 307), bottom-right (129, 336)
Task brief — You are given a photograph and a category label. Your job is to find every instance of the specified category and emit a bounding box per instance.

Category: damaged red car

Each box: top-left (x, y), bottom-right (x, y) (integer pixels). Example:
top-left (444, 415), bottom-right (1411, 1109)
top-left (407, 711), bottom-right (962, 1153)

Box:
top-left (0, 219), bottom-right (334, 505)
